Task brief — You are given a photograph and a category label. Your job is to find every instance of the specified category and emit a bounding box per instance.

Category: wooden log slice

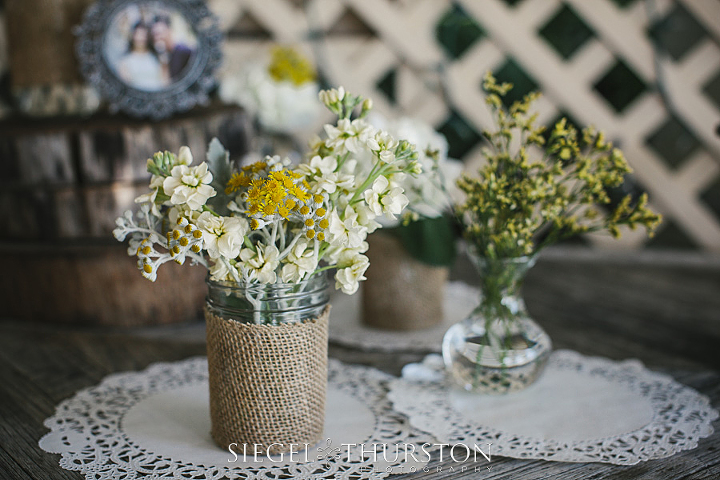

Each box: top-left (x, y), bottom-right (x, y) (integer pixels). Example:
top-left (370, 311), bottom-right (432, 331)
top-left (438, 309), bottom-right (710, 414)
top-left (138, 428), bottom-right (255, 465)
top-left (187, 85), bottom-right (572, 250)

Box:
top-left (0, 105), bottom-right (250, 325)
top-left (0, 243), bottom-right (207, 326)
top-left (0, 105), bottom-right (251, 241)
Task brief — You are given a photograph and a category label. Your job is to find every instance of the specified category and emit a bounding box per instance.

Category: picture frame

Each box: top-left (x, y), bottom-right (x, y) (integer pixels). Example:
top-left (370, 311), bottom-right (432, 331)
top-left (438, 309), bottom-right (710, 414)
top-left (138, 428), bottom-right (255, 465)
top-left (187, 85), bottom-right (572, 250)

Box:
top-left (75, 0), bottom-right (222, 119)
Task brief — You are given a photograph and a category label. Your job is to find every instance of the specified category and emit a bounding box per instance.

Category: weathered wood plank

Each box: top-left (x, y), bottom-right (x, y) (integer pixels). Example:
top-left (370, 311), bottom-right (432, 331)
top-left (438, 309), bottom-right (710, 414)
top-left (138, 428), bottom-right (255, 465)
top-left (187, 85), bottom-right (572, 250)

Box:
top-left (0, 106), bottom-right (251, 241)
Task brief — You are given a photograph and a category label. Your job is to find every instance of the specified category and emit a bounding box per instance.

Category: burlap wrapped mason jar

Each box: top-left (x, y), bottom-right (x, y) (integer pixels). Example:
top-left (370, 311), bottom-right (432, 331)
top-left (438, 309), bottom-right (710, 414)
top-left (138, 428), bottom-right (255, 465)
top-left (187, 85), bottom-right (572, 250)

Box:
top-left (204, 274), bottom-right (329, 454)
top-left (362, 232), bottom-right (448, 331)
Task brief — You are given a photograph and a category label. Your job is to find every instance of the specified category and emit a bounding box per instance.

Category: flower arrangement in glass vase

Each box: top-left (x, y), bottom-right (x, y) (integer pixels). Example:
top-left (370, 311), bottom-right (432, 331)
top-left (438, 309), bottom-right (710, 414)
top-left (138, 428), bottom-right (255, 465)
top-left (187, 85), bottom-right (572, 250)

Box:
top-left (358, 114), bottom-right (463, 331)
top-left (442, 73), bottom-right (662, 394)
top-left (113, 87), bottom-right (422, 452)
top-left (219, 45), bottom-right (321, 158)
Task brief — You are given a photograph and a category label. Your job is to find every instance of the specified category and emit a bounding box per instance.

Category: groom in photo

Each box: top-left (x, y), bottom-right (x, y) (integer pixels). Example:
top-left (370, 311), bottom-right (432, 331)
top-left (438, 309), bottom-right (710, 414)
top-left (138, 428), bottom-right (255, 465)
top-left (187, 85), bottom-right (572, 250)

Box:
top-left (152, 14), bottom-right (194, 82)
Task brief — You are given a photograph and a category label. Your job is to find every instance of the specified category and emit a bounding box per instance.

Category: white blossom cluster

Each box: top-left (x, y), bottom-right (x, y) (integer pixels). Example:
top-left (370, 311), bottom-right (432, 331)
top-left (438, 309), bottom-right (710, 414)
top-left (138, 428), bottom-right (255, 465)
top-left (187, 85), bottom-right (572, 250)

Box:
top-left (359, 114), bottom-right (464, 226)
top-left (219, 64), bottom-right (320, 135)
top-left (114, 88), bottom-right (427, 295)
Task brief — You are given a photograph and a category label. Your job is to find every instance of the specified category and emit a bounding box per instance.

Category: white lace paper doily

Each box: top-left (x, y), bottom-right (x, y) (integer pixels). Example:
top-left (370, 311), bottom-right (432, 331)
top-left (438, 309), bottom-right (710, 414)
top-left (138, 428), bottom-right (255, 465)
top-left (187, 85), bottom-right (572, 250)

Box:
top-left (39, 357), bottom-right (435, 479)
top-left (388, 351), bottom-right (719, 465)
top-left (330, 281), bottom-right (479, 352)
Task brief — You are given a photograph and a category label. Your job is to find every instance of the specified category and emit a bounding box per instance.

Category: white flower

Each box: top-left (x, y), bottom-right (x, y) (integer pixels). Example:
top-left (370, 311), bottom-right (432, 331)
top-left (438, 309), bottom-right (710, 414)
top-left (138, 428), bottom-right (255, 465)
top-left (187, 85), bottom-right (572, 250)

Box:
top-left (315, 173), bottom-right (354, 194)
top-left (135, 175), bottom-right (165, 216)
top-left (240, 245), bottom-right (280, 284)
top-left (363, 176), bottom-right (409, 219)
top-left (168, 205), bottom-right (201, 226)
top-left (334, 252), bottom-right (369, 294)
top-left (360, 114), bottom-right (459, 225)
top-left (325, 205), bottom-right (368, 249)
top-left (363, 177), bottom-right (386, 216)
top-left (196, 212), bottom-right (248, 260)
top-left (209, 258), bottom-right (240, 282)
top-left (354, 203), bottom-right (381, 234)
top-left (297, 155), bottom-right (337, 177)
top-left (324, 119), bottom-right (375, 154)
top-left (163, 162), bottom-right (216, 211)
top-left (298, 157), bottom-right (355, 194)
top-left (367, 131), bottom-right (398, 163)
top-left (324, 241), bottom-right (368, 265)
top-left (221, 64), bottom-right (320, 135)
top-left (319, 86), bottom-right (345, 106)
top-left (280, 240), bottom-right (318, 283)
top-left (177, 146), bottom-right (193, 166)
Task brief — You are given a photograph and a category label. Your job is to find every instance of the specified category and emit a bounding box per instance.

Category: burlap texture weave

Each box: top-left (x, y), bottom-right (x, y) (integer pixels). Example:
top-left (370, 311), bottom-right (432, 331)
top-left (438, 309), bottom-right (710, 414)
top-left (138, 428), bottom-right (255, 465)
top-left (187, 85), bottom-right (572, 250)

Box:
top-left (362, 233), bottom-right (448, 331)
top-left (205, 306), bottom-right (330, 454)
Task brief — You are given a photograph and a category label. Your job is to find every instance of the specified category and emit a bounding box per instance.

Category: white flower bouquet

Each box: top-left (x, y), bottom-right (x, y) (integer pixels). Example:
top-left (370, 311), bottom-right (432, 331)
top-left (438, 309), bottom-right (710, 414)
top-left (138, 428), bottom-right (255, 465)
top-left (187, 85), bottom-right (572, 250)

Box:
top-left (353, 114), bottom-right (462, 268)
top-left (363, 114), bottom-right (461, 224)
top-left (113, 87), bottom-right (422, 300)
top-left (219, 46), bottom-right (320, 135)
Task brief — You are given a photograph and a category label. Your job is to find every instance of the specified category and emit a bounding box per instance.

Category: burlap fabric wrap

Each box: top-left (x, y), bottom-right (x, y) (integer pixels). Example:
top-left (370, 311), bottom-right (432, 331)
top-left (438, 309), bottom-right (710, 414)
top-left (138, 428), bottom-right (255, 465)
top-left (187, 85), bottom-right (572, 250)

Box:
top-left (362, 233), bottom-right (448, 331)
top-left (205, 306), bottom-right (330, 454)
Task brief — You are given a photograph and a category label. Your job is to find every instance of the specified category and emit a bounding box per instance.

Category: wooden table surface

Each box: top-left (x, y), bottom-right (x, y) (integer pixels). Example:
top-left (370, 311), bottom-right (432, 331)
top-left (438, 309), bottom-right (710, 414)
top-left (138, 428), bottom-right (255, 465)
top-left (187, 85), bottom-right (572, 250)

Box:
top-left (1, 248), bottom-right (719, 479)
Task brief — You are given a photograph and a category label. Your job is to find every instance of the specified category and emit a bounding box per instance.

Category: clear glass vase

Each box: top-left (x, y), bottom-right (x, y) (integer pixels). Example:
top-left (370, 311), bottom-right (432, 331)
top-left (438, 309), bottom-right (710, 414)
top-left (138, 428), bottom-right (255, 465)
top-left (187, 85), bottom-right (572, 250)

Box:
top-left (442, 254), bottom-right (552, 393)
top-left (205, 273), bottom-right (330, 325)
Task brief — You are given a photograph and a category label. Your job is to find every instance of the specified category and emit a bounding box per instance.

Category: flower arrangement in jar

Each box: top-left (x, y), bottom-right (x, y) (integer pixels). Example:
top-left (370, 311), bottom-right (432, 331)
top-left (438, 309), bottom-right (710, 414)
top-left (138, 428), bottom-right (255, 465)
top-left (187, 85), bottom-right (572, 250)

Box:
top-left (113, 87), bottom-right (422, 452)
top-left (219, 45), bottom-right (321, 158)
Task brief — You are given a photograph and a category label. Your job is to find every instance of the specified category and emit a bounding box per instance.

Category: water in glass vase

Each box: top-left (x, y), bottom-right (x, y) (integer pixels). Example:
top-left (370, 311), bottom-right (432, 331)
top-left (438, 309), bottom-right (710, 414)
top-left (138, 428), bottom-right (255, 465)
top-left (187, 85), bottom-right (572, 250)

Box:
top-left (442, 255), bottom-right (552, 393)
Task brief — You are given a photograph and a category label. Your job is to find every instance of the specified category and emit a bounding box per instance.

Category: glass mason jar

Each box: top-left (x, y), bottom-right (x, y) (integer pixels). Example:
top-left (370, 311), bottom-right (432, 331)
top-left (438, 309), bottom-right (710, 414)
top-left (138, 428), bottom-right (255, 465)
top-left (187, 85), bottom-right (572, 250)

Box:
top-left (442, 254), bottom-right (552, 394)
top-left (204, 273), bottom-right (330, 454)
top-left (205, 273), bottom-right (330, 325)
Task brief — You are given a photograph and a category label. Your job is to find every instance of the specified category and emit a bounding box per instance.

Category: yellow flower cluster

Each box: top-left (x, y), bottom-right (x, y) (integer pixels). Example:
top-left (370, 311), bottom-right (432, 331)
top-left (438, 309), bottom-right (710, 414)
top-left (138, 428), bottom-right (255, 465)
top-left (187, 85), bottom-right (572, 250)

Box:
top-left (267, 46), bottom-right (316, 86)
top-left (299, 192), bottom-right (330, 241)
top-left (136, 238), bottom-right (158, 280)
top-left (225, 161), bottom-right (267, 195)
top-left (457, 73), bottom-right (662, 259)
top-left (246, 170), bottom-right (309, 221)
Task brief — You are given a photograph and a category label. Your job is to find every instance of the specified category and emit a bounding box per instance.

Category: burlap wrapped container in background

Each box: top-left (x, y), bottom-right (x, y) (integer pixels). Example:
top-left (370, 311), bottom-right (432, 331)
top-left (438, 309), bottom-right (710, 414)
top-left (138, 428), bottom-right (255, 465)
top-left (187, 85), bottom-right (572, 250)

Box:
top-left (362, 232), bottom-right (448, 331)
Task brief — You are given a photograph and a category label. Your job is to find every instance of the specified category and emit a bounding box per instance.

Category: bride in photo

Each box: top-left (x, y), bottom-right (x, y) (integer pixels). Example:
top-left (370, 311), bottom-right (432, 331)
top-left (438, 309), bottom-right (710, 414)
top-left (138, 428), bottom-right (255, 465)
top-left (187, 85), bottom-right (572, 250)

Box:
top-left (118, 21), bottom-right (168, 91)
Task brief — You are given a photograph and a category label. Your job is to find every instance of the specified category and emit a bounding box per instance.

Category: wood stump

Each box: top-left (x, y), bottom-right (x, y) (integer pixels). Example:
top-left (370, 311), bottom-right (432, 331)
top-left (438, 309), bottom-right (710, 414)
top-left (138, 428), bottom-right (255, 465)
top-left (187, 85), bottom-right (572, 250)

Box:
top-left (0, 106), bottom-right (251, 326)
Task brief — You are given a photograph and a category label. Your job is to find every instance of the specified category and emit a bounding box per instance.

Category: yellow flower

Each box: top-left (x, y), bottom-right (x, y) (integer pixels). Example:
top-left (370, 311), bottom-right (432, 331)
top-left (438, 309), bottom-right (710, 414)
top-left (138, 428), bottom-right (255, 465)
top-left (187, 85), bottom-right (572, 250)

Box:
top-left (225, 172), bottom-right (251, 194)
top-left (268, 46), bottom-right (316, 86)
top-left (244, 168), bottom-right (313, 227)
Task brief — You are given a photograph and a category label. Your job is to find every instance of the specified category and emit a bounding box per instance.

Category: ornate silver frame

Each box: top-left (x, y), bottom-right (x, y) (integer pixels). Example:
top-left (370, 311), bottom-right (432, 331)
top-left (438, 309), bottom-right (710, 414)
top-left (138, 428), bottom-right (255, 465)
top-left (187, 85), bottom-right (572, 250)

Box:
top-left (75, 0), bottom-right (222, 119)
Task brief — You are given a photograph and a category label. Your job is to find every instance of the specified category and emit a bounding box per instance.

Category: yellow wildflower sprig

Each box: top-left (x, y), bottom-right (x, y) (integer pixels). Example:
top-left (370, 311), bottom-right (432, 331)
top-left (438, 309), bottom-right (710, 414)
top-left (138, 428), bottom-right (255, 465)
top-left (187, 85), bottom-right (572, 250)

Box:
top-left (457, 73), bottom-right (662, 259)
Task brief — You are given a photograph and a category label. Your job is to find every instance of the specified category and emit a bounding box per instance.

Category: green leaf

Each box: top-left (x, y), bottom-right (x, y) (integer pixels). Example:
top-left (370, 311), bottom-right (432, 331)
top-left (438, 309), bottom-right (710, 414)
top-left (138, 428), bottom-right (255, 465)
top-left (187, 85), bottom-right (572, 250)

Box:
top-left (206, 138), bottom-right (232, 215)
top-left (207, 138), bottom-right (232, 187)
top-left (155, 191), bottom-right (170, 204)
top-left (390, 215), bottom-right (458, 266)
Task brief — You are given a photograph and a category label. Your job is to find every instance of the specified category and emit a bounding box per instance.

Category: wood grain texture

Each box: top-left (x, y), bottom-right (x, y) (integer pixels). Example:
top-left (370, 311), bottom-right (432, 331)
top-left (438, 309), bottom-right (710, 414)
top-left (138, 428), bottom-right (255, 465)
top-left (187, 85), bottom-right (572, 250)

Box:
top-left (0, 245), bottom-right (207, 326)
top-left (0, 105), bottom-right (251, 241)
top-left (0, 250), bottom-right (719, 479)
top-left (4, 0), bottom-right (94, 87)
